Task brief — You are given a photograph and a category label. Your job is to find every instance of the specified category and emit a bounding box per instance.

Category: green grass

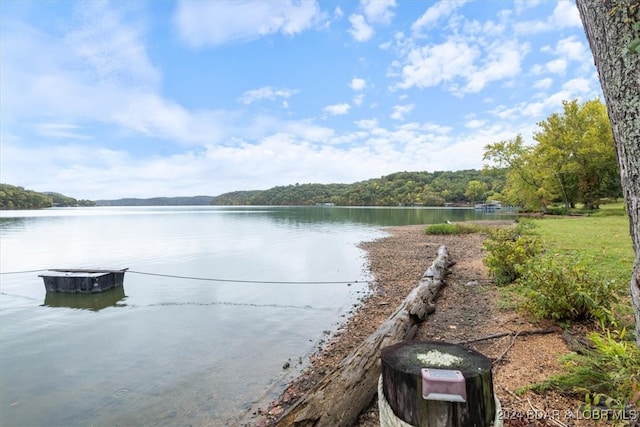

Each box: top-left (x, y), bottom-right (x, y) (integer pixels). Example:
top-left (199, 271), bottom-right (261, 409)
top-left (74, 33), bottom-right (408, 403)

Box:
top-left (592, 201), bottom-right (627, 217)
top-left (424, 222), bottom-right (485, 235)
top-left (531, 215), bottom-right (633, 287)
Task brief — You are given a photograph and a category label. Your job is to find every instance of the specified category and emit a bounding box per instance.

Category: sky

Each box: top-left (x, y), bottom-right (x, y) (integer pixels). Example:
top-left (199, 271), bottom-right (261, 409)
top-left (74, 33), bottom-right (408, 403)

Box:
top-left (0, 0), bottom-right (602, 200)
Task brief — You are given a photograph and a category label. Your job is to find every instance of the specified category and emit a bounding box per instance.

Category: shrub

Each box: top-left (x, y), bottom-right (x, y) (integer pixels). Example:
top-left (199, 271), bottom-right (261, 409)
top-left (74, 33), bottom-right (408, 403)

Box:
top-left (531, 328), bottom-right (640, 411)
top-left (482, 227), bottom-right (542, 285)
top-left (517, 255), bottom-right (619, 324)
top-left (424, 223), bottom-right (480, 235)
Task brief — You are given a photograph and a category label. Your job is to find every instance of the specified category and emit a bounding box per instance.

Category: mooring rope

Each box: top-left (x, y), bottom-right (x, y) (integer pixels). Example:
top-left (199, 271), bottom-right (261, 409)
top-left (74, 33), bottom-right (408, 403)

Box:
top-left (0, 269), bottom-right (50, 275)
top-left (127, 270), bottom-right (366, 285)
top-left (0, 268), bottom-right (369, 286)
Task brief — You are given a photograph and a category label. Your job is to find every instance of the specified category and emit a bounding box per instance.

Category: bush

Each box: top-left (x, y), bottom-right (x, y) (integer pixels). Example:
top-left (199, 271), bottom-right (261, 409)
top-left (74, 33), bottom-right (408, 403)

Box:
top-left (482, 227), bottom-right (542, 285)
top-left (518, 255), bottom-right (618, 324)
top-left (424, 223), bottom-right (480, 235)
top-left (531, 328), bottom-right (640, 411)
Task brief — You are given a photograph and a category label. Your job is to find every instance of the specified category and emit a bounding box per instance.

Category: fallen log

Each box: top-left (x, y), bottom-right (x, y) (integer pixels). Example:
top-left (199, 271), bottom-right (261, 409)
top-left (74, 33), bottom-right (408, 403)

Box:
top-left (276, 246), bottom-right (453, 427)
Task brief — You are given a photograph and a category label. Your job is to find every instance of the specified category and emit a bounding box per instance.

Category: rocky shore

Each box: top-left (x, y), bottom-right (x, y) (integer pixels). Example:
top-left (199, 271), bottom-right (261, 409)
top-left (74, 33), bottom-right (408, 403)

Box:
top-left (249, 222), bottom-right (594, 427)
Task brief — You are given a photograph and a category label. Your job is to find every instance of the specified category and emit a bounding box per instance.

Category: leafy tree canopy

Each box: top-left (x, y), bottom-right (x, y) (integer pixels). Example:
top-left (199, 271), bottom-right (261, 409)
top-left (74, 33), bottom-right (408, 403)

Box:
top-left (483, 99), bottom-right (621, 212)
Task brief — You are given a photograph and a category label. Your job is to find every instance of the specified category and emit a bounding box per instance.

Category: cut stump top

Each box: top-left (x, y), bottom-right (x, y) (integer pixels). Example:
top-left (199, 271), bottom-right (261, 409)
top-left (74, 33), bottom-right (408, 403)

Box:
top-left (380, 340), bottom-right (492, 378)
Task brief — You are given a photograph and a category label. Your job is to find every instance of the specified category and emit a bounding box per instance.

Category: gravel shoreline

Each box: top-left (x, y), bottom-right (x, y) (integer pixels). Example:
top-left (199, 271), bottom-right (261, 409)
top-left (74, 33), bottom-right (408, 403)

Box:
top-left (247, 220), bottom-right (598, 427)
top-left (248, 223), bottom-right (501, 426)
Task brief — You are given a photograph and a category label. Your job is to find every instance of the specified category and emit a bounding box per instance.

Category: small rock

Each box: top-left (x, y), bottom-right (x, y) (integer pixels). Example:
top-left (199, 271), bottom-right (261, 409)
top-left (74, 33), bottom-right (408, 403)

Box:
top-left (282, 362), bottom-right (290, 369)
top-left (465, 280), bottom-right (479, 287)
top-left (269, 405), bottom-right (284, 417)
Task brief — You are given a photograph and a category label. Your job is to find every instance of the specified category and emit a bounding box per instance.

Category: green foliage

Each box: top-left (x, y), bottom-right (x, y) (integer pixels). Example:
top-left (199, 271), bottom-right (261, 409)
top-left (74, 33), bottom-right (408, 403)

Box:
top-left (0, 184), bottom-right (95, 209)
top-left (464, 180), bottom-right (488, 203)
top-left (424, 223), bottom-right (482, 235)
top-left (532, 328), bottom-right (640, 411)
top-left (518, 255), bottom-right (619, 324)
top-left (96, 196), bottom-right (212, 206)
top-left (210, 169), bottom-right (506, 206)
top-left (483, 135), bottom-right (550, 211)
top-left (0, 184), bottom-right (53, 209)
top-left (498, 214), bottom-right (637, 413)
top-left (44, 192), bottom-right (95, 207)
top-left (534, 99), bottom-right (620, 210)
top-left (482, 226), bottom-right (543, 285)
top-left (483, 99), bottom-right (622, 213)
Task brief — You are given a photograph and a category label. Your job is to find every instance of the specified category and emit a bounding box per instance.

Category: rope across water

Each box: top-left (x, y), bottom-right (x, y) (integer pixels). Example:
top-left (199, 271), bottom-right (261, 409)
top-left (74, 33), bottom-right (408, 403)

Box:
top-left (0, 268), bottom-right (368, 286)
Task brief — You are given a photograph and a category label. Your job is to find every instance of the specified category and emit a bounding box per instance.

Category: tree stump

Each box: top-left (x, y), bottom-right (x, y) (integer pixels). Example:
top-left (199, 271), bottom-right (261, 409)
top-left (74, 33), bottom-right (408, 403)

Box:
top-left (380, 341), bottom-right (496, 427)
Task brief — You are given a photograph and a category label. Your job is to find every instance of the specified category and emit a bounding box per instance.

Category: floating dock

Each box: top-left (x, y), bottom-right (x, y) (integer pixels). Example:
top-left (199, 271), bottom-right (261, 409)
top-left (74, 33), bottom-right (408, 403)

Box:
top-left (39, 268), bottom-right (128, 293)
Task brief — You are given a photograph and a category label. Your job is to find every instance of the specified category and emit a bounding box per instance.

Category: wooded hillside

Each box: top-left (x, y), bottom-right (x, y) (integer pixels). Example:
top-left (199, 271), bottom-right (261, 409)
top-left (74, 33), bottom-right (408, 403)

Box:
top-left (210, 169), bottom-right (504, 206)
top-left (0, 184), bottom-right (94, 209)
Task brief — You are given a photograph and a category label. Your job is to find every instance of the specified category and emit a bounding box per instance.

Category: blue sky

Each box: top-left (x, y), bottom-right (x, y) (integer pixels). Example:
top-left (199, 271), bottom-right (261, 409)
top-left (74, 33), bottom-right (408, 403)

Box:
top-left (0, 0), bottom-right (601, 200)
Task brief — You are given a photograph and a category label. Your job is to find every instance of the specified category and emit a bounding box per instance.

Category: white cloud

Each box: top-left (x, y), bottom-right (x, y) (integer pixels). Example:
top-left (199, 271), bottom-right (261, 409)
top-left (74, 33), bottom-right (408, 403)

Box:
top-left (1, 3), bottom-right (231, 147)
top-left (534, 77), bottom-right (553, 89)
top-left (462, 40), bottom-right (527, 93)
top-left (397, 39), bottom-right (478, 90)
top-left (397, 7), bottom-right (529, 95)
top-left (66, 2), bottom-right (159, 88)
top-left (550, 1), bottom-right (582, 28)
top-left (350, 77), bottom-right (367, 91)
top-left (514, 1), bottom-right (582, 34)
top-left (465, 119), bottom-right (485, 129)
top-left (554, 36), bottom-right (589, 62)
top-left (355, 118), bottom-right (379, 129)
top-left (513, 0), bottom-right (541, 15)
top-left (174, 0), bottom-right (323, 47)
top-left (412, 1), bottom-right (467, 33)
top-left (353, 94), bottom-right (365, 106)
top-left (239, 86), bottom-right (298, 105)
top-left (348, 14), bottom-right (374, 41)
top-left (561, 77), bottom-right (591, 95)
top-left (324, 103), bottom-right (351, 115)
top-left (348, 0), bottom-right (396, 42)
top-left (34, 123), bottom-right (91, 140)
top-left (546, 58), bottom-right (568, 75)
top-left (361, 0), bottom-right (396, 25)
top-left (390, 104), bottom-right (414, 120)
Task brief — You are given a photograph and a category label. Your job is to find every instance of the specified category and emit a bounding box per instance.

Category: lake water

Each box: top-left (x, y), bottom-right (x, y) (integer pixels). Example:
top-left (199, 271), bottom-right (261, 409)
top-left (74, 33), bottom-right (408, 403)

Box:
top-left (0, 206), bottom-right (508, 426)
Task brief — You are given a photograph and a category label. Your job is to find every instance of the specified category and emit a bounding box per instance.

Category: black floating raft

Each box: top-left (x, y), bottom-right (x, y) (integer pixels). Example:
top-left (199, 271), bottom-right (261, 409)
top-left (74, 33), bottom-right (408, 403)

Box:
top-left (39, 268), bottom-right (128, 293)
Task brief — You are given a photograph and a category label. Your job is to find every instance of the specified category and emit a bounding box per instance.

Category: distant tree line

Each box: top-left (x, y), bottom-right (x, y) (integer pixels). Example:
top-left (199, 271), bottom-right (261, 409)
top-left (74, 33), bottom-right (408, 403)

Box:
top-left (210, 170), bottom-right (505, 206)
top-left (95, 196), bottom-right (213, 206)
top-left (0, 184), bottom-right (94, 209)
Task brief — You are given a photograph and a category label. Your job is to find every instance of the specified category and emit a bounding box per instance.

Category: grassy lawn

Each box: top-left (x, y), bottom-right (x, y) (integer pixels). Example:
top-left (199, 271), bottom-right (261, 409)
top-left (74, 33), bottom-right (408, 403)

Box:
top-left (531, 212), bottom-right (634, 288)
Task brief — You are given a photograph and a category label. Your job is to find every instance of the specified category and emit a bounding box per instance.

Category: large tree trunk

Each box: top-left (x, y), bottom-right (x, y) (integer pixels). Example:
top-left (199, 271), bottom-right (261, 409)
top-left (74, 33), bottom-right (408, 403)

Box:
top-left (576, 0), bottom-right (640, 346)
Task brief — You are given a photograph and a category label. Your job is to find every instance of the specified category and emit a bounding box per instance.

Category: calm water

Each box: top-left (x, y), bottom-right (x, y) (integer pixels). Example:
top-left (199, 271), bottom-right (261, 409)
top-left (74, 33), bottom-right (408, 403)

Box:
top-left (0, 206), bottom-right (508, 426)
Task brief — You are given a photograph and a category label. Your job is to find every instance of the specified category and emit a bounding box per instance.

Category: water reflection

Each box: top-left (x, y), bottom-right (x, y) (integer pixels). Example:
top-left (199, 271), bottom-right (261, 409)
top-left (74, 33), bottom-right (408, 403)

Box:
top-left (43, 286), bottom-right (127, 311)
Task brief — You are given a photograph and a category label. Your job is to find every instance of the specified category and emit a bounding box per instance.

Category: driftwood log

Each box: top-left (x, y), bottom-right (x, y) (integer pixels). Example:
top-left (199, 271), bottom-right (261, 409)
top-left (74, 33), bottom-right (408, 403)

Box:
top-left (276, 246), bottom-right (453, 427)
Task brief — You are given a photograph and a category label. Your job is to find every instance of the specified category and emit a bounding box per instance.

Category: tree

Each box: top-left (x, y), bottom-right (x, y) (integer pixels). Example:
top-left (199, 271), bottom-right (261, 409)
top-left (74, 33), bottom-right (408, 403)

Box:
top-left (483, 135), bottom-right (552, 211)
top-left (576, 0), bottom-right (640, 345)
top-left (464, 180), bottom-right (488, 204)
top-left (533, 99), bottom-right (619, 210)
